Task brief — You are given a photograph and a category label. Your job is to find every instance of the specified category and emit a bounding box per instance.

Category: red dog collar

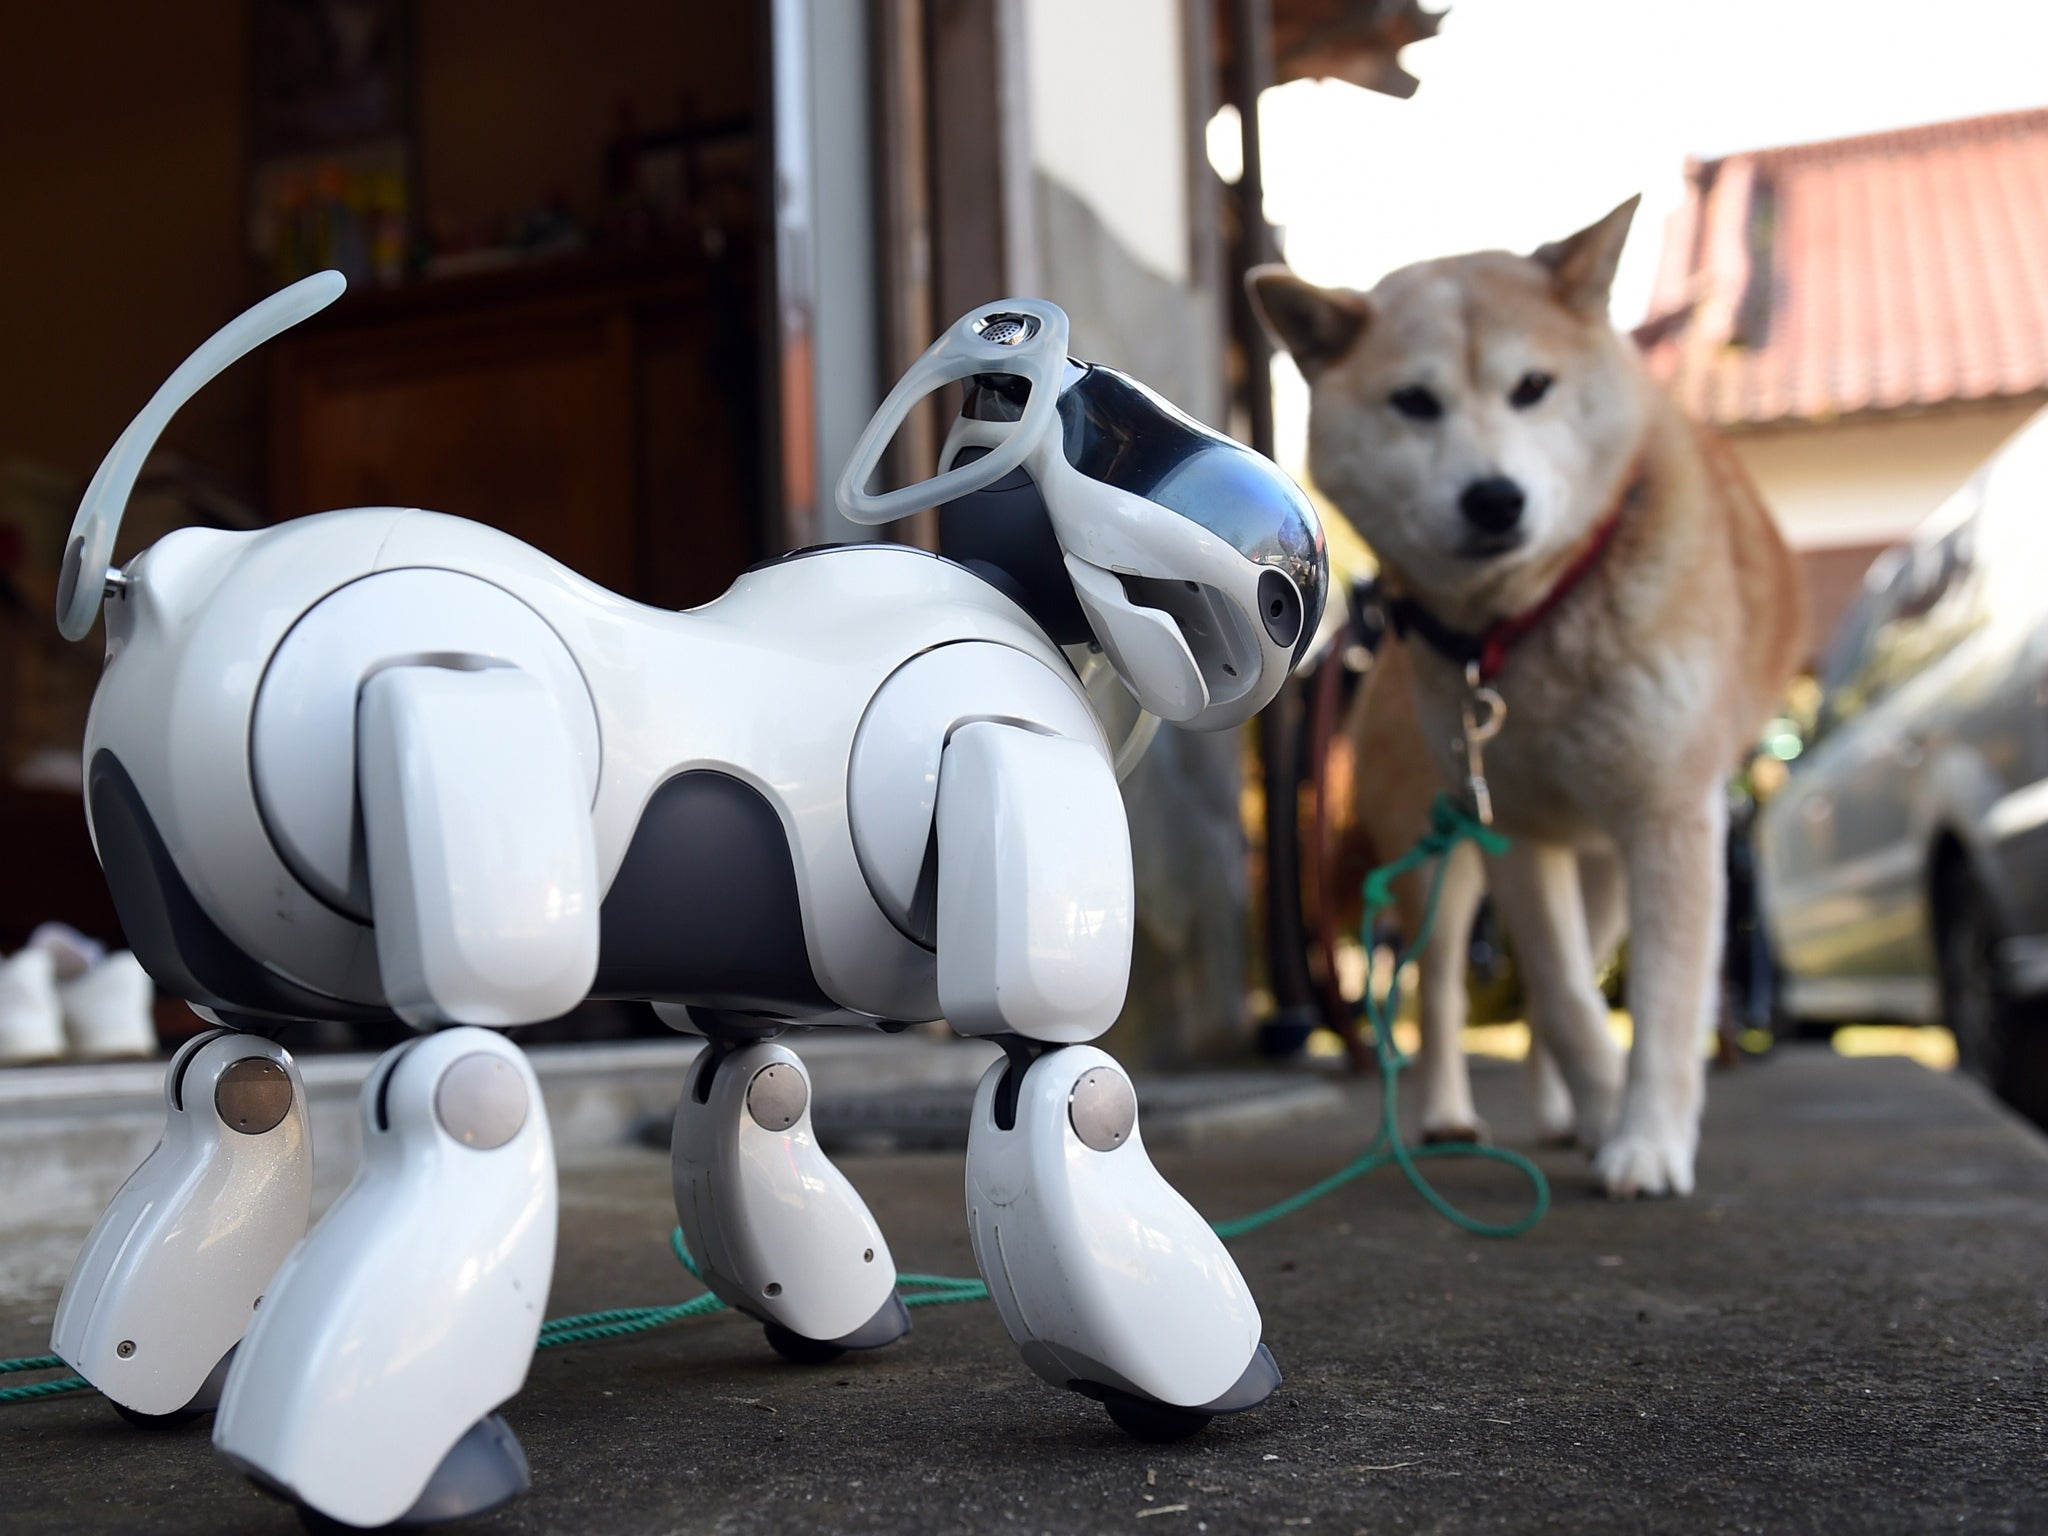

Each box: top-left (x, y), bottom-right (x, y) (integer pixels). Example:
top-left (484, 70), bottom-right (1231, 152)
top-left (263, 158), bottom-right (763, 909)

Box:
top-left (1384, 461), bottom-right (1645, 684)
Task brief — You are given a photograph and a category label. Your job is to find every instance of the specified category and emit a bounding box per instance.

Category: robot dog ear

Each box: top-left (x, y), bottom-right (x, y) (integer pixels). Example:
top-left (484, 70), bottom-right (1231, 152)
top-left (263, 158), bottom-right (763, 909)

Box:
top-left (836, 300), bottom-right (1072, 527)
top-left (57, 270), bottom-right (346, 642)
top-left (1246, 267), bottom-right (1369, 380)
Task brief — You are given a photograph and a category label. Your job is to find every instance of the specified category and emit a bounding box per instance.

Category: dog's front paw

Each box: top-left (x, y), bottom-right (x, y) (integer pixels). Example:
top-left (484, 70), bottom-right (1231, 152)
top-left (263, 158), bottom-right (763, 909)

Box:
top-left (1421, 1115), bottom-right (1490, 1146)
top-left (1418, 1075), bottom-right (1487, 1146)
top-left (1590, 1126), bottom-right (1695, 1199)
top-left (1523, 1049), bottom-right (1578, 1146)
top-left (1572, 1082), bottom-right (1621, 1154)
top-left (1532, 1083), bottom-right (1577, 1147)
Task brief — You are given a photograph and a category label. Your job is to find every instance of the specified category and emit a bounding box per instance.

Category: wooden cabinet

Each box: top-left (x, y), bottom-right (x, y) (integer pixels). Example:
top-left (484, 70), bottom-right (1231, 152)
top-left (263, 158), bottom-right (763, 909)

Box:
top-left (268, 248), bottom-right (761, 609)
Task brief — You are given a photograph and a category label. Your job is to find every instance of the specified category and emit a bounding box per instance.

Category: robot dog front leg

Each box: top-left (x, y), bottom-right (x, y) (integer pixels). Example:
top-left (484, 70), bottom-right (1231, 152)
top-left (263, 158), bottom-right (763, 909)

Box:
top-left (213, 1028), bottom-right (555, 1530)
top-left (210, 659), bottom-right (592, 1529)
top-left (670, 1025), bottom-right (907, 1363)
top-left (50, 1027), bottom-right (311, 1426)
top-left (938, 721), bottom-right (1280, 1441)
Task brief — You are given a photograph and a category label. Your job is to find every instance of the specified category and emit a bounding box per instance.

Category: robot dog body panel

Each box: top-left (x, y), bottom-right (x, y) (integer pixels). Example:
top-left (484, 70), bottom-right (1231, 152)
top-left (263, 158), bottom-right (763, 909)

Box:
top-left (84, 511), bottom-right (1105, 1030)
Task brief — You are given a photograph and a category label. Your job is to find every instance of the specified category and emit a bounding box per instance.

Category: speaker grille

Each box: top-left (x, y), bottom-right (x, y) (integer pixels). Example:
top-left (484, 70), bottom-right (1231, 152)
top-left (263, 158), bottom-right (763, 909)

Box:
top-left (976, 313), bottom-right (1036, 346)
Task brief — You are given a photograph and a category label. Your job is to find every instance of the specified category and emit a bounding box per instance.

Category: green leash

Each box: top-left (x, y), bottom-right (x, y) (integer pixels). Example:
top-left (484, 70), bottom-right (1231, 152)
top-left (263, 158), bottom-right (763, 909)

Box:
top-left (1213, 793), bottom-right (1552, 1243)
top-left (0, 792), bottom-right (1543, 1403)
top-left (0, 1355), bottom-right (88, 1404)
top-left (527, 1229), bottom-right (990, 1351)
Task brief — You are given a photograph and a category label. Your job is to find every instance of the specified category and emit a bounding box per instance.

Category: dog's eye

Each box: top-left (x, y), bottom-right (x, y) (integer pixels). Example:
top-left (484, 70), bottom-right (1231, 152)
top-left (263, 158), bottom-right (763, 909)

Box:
top-left (1510, 371), bottom-right (1553, 409)
top-left (1389, 385), bottom-right (1442, 421)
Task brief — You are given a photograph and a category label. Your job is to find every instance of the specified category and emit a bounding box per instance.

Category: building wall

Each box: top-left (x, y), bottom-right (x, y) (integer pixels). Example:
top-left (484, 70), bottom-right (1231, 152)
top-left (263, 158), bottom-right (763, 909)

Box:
top-left (1020, 0), bottom-right (1217, 421)
top-left (1729, 399), bottom-right (2043, 553)
top-left (1728, 398), bottom-right (2044, 657)
top-left (1020, 0), bottom-right (1190, 288)
top-left (1017, 0), bottom-right (1248, 1065)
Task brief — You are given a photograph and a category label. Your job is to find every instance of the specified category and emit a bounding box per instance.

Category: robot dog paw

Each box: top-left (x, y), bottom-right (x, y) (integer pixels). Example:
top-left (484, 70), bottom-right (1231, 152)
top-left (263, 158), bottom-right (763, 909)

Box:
top-left (967, 1047), bottom-right (1275, 1440)
top-left (1591, 1126), bottom-right (1696, 1199)
top-left (272, 1413), bottom-right (529, 1534)
top-left (108, 1345), bottom-right (236, 1431)
top-left (1075, 1344), bottom-right (1283, 1443)
top-left (762, 1292), bottom-right (911, 1366)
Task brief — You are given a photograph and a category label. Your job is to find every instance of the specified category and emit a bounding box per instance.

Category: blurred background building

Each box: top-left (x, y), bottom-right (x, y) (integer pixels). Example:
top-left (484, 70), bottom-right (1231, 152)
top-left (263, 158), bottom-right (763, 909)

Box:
top-left (1639, 110), bottom-right (2048, 648)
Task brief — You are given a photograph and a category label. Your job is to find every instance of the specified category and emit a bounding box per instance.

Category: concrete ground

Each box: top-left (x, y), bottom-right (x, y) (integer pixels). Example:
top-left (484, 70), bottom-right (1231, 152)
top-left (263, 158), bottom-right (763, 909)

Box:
top-left (2, 1046), bottom-right (2045, 1535)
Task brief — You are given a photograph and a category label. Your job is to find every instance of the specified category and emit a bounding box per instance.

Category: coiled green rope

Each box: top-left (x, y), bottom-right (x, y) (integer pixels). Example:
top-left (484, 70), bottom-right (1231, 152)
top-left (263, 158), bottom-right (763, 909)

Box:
top-left (0, 792), bottom-right (1543, 1403)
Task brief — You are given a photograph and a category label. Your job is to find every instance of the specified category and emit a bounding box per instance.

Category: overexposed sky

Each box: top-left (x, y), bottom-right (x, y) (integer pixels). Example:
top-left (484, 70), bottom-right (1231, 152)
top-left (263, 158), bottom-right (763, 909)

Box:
top-left (1242, 0), bottom-right (2048, 472)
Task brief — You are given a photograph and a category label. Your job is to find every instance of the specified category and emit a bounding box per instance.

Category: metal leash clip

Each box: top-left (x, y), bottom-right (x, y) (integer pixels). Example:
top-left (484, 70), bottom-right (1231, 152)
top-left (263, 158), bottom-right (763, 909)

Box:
top-left (1457, 660), bottom-right (1507, 826)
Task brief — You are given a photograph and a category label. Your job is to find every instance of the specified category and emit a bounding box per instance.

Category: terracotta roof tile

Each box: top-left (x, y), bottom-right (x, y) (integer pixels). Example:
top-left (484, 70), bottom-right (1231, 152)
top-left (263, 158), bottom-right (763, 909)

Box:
top-left (1640, 109), bottom-right (2048, 427)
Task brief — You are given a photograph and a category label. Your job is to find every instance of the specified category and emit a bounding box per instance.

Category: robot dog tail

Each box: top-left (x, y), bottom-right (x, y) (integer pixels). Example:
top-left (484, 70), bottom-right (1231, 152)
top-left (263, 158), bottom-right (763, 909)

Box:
top-left (55, 270), bottom-right (346, 642)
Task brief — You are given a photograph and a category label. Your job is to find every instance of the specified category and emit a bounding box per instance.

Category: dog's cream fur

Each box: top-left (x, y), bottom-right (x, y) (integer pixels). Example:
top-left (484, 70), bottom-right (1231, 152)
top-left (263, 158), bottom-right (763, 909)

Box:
top-left (1253, 200), bottom-right (1805, 1197)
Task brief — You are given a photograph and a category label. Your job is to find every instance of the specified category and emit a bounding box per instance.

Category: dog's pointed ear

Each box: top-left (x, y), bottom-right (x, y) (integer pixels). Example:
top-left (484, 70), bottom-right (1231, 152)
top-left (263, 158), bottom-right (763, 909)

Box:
top-left (1532, 195), bottom-right (1640, 318)
top-left (1247, 267), bottom-right (1370, 379)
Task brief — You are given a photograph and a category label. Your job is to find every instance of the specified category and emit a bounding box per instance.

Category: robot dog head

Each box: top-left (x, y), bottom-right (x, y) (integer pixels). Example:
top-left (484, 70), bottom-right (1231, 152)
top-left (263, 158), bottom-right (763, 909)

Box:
top-left (837, 301), bottom-right (1326, 732)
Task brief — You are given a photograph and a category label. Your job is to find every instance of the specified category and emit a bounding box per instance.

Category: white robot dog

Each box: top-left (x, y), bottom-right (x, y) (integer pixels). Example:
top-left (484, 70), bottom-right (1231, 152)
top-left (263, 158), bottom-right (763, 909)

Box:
top-left (46, 273), bottom-right (1325, 1530)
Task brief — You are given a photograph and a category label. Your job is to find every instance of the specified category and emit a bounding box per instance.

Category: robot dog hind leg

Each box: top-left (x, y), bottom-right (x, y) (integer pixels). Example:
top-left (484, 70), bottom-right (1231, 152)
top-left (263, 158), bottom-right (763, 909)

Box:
top-left (670, 1027), bottom-right (907, 1364)
top-left (50, 1027), bottom-right (311, 1427)
top-left (937, 719), bottom-right (1280, 1441)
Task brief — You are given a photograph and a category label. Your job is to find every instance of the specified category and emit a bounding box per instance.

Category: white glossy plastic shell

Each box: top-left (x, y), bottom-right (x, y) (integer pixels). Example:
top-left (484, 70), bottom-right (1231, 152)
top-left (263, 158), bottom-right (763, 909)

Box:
top-left (935, 721), bottom-right (1133, 1041)
top-left (1063, 555), bottom-right (1210, 722)
top-left (87, 520), bottom-right (1095, 1024)
top-left (847, 641), bottom-right (1106, 943)
top-left (357, 663), bottom-right (601, 1026)
top-left (671, 1041), bottom-right (897, 1341)
top-left (965, 1046), bottom-right (1262, 1408)
top-left (251, 567), bottom-right (600, 918)
top-left (213, 1027), bottom-right (556, 1529)
top-left (50, 1031), bottom-right (310, 1415)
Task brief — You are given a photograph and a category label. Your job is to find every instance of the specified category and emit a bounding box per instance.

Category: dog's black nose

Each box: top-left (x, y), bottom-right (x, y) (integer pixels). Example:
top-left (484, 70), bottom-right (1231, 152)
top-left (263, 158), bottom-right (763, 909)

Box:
top-left (1459, 476), bottom-right (1526, 534)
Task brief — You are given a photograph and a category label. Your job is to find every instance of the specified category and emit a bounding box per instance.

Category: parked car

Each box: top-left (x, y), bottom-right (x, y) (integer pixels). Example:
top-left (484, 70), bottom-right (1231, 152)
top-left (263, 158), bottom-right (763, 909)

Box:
top-left (1757, 407), bottom-right (2048, 1117)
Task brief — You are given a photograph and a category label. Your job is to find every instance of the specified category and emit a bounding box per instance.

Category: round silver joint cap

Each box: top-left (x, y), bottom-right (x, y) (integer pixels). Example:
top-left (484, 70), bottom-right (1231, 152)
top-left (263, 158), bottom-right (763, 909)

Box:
top-left (216, 1058), bottom-right (294, 1136)
top-left (746, 1062), bottom-right (808, 1133)
top-left (1069, 1066), bottom-right (1137, 1152)
top-left (435, 1052), bottom-right (529, 1150)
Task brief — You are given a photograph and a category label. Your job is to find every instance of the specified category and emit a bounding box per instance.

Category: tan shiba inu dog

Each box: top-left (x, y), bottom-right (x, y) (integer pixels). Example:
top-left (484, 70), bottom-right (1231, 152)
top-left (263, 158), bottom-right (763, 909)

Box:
top-left (1252, 199), bottom-right (1805, 1197)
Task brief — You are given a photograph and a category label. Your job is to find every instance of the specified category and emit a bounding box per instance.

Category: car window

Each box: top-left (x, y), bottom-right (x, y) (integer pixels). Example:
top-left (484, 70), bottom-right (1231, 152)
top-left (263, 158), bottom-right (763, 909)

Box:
top-left (1813, 549), bottom-right (1907, 739)
top-left (1814, 469), bottom-right (1993, 742)
top-left (1860, 509), bottom-right (1983, 699)
top-left (1977, 409), bottom-right (2048, 624)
